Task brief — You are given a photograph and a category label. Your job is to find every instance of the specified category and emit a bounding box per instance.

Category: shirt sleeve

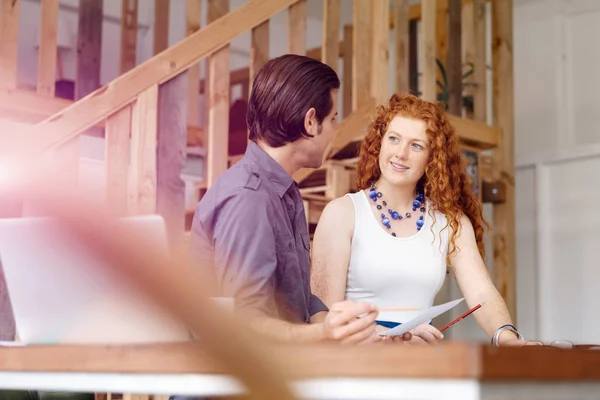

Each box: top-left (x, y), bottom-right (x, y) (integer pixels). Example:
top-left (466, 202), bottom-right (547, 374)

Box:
top-left (207, 190), bottom-right (279, 319)
top-left (308, 294), bottom-right (329, 316)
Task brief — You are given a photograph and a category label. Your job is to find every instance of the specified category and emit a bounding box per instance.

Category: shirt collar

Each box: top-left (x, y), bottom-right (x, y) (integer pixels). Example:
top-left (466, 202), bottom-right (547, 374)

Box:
top-left (245, 141), bottom-right (295, 198)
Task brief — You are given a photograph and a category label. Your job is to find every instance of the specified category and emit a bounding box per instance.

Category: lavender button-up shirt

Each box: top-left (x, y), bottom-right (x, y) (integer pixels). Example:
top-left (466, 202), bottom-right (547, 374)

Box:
top-left (190, 141), bottom-right (328, 323)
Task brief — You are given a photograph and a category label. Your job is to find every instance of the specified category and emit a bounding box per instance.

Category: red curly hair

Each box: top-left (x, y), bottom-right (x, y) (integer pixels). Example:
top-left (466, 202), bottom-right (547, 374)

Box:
top-left (356, 93), bottom-right (487, 259)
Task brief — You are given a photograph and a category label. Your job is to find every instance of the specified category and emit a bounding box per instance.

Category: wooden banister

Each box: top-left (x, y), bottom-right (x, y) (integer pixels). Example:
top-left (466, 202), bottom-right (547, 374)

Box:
top-left (2, 0), bottom-right (300, 157)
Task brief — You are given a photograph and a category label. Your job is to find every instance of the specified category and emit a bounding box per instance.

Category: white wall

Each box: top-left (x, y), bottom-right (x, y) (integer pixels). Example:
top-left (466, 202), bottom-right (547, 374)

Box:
top-left (513, 0), bottom-right (600, 344)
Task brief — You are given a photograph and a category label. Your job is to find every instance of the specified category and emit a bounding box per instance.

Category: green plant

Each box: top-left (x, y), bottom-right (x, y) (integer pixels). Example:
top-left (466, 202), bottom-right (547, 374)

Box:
top-left (410, 58), bottom-right (479, 112)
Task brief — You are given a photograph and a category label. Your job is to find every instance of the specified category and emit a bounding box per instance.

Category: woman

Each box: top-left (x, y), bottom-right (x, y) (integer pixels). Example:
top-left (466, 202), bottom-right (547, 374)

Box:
top-left (311, 94), bottom-right (524, 346)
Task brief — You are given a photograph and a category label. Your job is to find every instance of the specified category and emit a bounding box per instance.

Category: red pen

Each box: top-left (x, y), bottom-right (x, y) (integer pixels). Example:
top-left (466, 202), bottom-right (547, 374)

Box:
top-left (439, 303), bottom-right (483, 332)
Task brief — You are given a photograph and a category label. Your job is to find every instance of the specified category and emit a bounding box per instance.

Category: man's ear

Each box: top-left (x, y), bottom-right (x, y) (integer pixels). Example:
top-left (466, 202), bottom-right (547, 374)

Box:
top-left (304, 107), bottom-right (317, 137)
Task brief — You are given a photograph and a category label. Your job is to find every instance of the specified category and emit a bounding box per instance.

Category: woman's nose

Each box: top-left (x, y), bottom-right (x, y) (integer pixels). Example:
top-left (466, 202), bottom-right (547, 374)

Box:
top-left (397, 144), bottom-right (409, 160)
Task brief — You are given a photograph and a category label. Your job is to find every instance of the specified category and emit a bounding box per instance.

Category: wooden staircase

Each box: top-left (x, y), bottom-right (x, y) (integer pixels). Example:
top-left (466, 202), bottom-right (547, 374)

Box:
top-left (0, 0), bottom-right (515, 316)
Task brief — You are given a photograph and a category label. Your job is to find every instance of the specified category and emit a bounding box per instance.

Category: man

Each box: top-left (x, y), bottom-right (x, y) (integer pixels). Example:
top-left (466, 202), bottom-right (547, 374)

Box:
top-left (190, 54), bottom-right (379, 343)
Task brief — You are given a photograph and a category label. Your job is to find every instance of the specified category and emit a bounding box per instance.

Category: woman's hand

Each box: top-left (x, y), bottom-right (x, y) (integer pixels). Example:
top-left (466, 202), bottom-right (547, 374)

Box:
top-left (407, 323), bottom-right (444, 345)
top-left (376, 324), bottom-right (413, 343)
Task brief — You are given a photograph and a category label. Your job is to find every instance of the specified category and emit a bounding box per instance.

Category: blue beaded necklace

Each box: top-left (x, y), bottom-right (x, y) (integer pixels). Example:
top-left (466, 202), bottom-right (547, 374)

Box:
top-left (369, 184), bottom-right (426, 236)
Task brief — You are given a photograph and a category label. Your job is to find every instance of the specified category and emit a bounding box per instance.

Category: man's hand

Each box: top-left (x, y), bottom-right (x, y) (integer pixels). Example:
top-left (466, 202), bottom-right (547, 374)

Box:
top-left (322, 300), bottom-right (379, 344)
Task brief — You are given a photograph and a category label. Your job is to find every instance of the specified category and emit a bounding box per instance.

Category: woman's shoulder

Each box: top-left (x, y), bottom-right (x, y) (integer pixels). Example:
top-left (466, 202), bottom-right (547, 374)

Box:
top-left (323, 191), bottom-right (359, 216)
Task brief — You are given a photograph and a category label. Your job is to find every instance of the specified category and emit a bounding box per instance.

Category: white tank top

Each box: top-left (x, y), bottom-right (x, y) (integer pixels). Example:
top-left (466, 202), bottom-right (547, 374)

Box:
top-left (345, 190), bottom-right (449, 323)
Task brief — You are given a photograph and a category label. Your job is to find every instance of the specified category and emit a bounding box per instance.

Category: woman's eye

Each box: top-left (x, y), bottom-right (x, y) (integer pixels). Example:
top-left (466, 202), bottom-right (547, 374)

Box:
top-left (412, 143), bottom-right (423, 150)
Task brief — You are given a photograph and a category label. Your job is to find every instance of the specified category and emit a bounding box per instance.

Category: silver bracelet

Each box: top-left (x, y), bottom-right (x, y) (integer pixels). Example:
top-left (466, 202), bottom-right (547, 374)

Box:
top-left (491, 324), bottom-right (524, 346)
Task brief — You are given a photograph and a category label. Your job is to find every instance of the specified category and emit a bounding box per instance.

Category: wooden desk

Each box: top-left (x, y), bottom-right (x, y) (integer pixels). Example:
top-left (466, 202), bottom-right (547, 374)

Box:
top-left (0, 342), bottom-right (598, 399)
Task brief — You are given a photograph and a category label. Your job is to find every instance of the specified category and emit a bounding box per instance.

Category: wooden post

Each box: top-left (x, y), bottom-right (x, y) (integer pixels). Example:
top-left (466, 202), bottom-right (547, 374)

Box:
top-left (473, 0), bottom-right (487, 122)
top-left (491, 0), bottom-right (516, 320)
top-left (322, 0), bottom-right (340, 72)
top-left (436, 1), bottom-right (448, 99)
top-left (206, 0), bottom-right (230, 188)
top-left (288, 0), bottom-right (307, 55)
top-left (153, 0), bottom-right (170, 55)
top-left (120, 0), bottom-right (138, 74)
top-left (394, 0), bottom-right (410, 95)
top-left (342, 25), bottom-right (353, 117)
top-left (352, 0), bottom-right (372, 110)
top-left (186, 0), bottom-right (201, 127)
top-left (105, 106), bottom-right (132, 216)
top-left (37, 0), bottom-right (59, 96)
top-left (250, 20), bottom-right (269, 92)
top-left (461, 0), bottom-right (474, 118)
top-left (76, 0), bottom-right (103, 100)
top-left (371, 0), bottom-right (389, 104)
top-left (409, 19), bottom-right (418, 94)
top-left (129, 85), bottom-right (159, 215)
top-left (325, 164), bottom-right (351, 199)
top-left (447, 0), bottom-right (462, 115)
top-left (157, 72), bottom-right (188, 250)
top-left (0, 0), bottom-right (20, 89)
top-left (421, 0), bottom-right (436, 101)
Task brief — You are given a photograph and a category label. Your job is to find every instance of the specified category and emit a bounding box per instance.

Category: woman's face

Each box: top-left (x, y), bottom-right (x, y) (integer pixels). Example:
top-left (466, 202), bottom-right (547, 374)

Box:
top-left (378, 115), bottom-right (431, 187)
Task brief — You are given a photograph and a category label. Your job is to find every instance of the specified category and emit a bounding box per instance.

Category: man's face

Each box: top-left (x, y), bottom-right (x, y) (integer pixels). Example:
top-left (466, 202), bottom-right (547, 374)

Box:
top-left (300, 89), bottom-right (339, 169)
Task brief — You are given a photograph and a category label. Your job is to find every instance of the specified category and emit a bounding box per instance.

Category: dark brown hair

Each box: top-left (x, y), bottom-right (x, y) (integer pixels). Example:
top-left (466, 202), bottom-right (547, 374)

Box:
top-left (247, 54), bottom-right (340, 147)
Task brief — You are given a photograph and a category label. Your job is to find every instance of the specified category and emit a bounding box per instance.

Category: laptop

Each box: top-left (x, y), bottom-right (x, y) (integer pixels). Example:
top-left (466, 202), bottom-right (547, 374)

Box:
top-left (0, 215), bottom-right (190, 344)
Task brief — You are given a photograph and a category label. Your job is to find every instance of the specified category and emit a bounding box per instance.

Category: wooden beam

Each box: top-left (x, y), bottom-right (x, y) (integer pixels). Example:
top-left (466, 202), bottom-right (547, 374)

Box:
top-left (394, 0), bottom-right (410, 94)
top-left (76, 0), bottom-right (103, 100)
top-left (447, 0), bottom-right (462, 115)
top-left (105, 106), bottom-right (132, 216)
top-left (491, 0), bottom-right (516, 321)
top-left (288, 0), bottom-right (307, 55)
top-left (409, 19), bottom-right (418, 94)
top-left (0, 88), bottom-right (73, 122)
top-left (421, 0), bottom-right (437, 101)
top-left (473, 0), bottom-right (487, 122)
top-left (206, 0), bottom-right (230, 188)
top-left (250, 20), bottom-right (269, 92)
top-left (186, 0), bottom-right (201, 127)
top-left (0, 0), bottom-right (20, 89)
top-left (129, 85), bottom-right (159, 215)
top-left (302, 0), bottom-right (487, 64)
top-left (157, 72), bottom-right (188, 250)
top-left (322, 0), bottom-right (340, 71)
top-left (6, 0), bottom-right (298, 156)
top-left (371, 0), bottom-right (389, 103)
top-left (352, 0), bottom-right (372, 111)
top-left (461, 0), bottom-right (475, 118)
top-left (199, 67), bottom-right (249, 93)
top-left (153, 0), bottom-right (170, 55)
top-left (341, 25), bottom-right (353, 117)
top-left (447, 114), bottom-right (499, 149)
top-left (436, 0), bottom-right (448, 94)
top-left (120, 0), bottom-right (138, 74)
top-left (325, 98), bottom-right (376, 158)
top-left (37, 0), bottom-right (59, 97)
top-left (326, 164), bottom-right (351, 199)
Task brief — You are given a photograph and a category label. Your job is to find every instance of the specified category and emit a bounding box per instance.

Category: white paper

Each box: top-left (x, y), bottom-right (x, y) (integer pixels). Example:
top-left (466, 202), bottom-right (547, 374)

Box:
top-left (378, 298), bottom-right (465, 337)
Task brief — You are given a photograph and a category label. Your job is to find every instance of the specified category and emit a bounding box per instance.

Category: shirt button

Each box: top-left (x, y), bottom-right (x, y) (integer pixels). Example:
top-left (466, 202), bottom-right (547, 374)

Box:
top-left (288, 242), bottom-right (293, 249)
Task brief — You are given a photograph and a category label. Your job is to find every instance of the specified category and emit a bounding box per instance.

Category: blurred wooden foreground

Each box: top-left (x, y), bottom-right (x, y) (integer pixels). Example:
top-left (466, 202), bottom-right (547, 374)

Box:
top-left (1, 341), bottom-right (599, 381)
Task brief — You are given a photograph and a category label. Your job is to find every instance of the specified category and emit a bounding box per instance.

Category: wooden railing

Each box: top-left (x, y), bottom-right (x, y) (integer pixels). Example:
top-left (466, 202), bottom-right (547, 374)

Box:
top-left (0, 0), bottom-right (300, 251)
